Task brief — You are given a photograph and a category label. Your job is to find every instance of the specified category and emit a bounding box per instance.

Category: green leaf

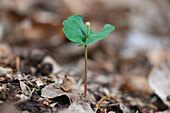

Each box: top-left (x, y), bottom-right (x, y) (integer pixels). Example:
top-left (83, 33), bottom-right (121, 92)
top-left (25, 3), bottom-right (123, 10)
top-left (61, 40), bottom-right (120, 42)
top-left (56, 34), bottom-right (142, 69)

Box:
top-left (82, 24), bottom-right (115, 45)
top-left (63, 14), bottom-right (115, 45)
top-left (63, 14), bottom-right (95, 43)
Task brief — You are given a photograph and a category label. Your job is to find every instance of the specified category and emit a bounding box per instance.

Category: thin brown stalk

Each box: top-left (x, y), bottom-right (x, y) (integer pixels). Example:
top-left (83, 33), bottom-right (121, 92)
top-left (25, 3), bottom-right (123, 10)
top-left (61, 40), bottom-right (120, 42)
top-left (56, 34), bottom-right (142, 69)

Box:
top-left (84, 22), bottom-right (90, 98)
top-left (84, 44), bottom-right (87, 97)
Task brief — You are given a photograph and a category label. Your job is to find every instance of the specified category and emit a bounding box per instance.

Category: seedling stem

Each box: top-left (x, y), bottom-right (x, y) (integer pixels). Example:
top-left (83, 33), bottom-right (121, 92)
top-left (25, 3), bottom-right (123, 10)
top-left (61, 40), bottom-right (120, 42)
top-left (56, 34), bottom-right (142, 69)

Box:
top-left (84, 22), bottom-right (90, 98)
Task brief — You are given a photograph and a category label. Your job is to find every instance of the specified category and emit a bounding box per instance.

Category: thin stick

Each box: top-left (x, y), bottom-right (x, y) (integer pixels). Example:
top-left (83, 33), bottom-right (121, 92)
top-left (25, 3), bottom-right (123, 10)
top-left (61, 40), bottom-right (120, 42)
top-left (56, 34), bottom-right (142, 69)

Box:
top-left (96, 96), bottom-right (107, 108)
top-left (84, 22), bottom-right (90, 98)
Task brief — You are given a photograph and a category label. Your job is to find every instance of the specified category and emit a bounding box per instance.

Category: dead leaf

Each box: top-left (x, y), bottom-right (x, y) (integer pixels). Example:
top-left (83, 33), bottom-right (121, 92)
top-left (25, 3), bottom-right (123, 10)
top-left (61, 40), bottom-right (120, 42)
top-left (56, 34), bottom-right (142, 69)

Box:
top-left (41, 83), bottom-right (64, 98)
top-left (41, 83), bottom-right (82, 105)
top-left (59, 75), bottom-right (73, 91)
top-left (149, 66), bottom-right (170, 107)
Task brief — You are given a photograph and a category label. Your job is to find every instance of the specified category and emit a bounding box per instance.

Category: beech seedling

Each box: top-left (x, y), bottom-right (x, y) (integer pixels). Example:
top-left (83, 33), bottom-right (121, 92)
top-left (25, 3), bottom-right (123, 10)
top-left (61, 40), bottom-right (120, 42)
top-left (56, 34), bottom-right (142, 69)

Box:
top-left (63, 14), bottom-right (115, 97)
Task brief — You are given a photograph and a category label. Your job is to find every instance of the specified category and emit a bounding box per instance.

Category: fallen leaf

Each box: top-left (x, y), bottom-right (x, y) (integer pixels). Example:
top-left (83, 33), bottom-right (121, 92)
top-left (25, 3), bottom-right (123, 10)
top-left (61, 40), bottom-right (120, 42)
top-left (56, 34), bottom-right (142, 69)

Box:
top-left (149, 66), bottom-right (170, 107)
top-left (41, 83), bottom-right (82, 105)
top-left (41, 83), bottom-right (64, 98)
top-left (59, 75), bottom-right (73, 91)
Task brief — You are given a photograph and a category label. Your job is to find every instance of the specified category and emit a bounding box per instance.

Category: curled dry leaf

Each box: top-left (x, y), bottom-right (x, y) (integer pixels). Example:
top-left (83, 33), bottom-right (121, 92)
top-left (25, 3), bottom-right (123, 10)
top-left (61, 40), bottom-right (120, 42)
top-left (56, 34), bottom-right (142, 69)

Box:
top-left (59, 75), bottom-right (74, 91)
top-left (149, 66), bottom-right (170, 107)
top-left (41, 83), bottom-right (82, 105)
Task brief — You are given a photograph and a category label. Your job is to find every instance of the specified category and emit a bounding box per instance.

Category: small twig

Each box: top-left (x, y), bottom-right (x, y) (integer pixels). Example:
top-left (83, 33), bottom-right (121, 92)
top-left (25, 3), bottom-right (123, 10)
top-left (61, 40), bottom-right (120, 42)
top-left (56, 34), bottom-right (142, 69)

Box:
top-left (96, 96), bottom-right (107, 109)
top-left (23, 74), bottom-right (34, 86)
top-left (29, 88), bottom-right (35, 98)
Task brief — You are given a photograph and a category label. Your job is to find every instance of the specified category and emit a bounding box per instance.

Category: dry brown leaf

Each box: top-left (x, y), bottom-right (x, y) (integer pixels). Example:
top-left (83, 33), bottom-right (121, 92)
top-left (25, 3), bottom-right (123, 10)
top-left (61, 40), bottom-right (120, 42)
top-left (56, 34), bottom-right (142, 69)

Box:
top-left (41, 83), bottom-right (82, 105)
top-left (149, 66), bottom-right (170, 107)
top-left (59, 75), bottom-right (73, 91)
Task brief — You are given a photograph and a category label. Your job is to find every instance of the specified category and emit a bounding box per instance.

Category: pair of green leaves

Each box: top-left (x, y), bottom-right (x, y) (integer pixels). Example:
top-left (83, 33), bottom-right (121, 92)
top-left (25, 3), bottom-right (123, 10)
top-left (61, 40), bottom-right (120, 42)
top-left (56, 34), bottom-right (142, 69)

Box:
top-left (63, 14), bottom-right (115, 46)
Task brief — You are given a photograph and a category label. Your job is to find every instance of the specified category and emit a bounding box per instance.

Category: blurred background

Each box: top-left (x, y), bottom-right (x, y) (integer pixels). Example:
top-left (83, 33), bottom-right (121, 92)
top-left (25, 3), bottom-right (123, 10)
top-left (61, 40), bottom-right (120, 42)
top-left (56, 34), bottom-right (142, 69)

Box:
top-left (0, 0), bottom-right (170, 60)
top-left (0, 0), bottom-right (170, 95)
